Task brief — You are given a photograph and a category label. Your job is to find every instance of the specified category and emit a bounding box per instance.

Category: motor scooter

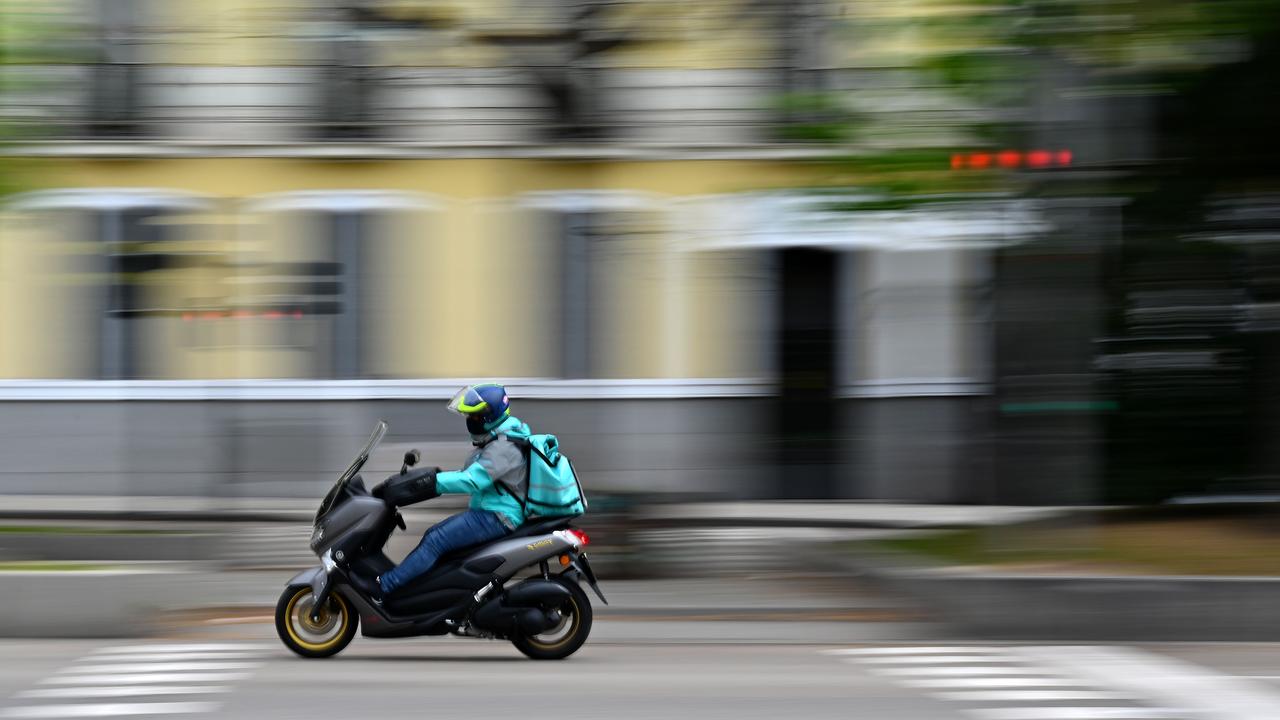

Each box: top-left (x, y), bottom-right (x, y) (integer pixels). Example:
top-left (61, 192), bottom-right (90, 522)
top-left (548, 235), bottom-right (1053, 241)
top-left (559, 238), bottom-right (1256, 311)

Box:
top-left (275, 420), bottom-right (604, 660)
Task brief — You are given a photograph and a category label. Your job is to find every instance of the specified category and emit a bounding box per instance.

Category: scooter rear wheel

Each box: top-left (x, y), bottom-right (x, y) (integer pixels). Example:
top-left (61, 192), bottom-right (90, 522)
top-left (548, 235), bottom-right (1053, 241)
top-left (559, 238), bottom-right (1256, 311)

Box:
top-left (511, 577), bottom-right (593, 660)
top-left (275, 584), bottom-right (358, 659)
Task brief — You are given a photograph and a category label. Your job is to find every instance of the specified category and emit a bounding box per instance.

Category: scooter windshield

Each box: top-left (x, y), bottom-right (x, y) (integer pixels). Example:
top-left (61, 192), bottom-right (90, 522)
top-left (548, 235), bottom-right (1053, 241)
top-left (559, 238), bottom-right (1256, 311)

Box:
top-left (339, 420), bottom-right (388, 485)
top-left (315, 420), bottom-right (388, 522)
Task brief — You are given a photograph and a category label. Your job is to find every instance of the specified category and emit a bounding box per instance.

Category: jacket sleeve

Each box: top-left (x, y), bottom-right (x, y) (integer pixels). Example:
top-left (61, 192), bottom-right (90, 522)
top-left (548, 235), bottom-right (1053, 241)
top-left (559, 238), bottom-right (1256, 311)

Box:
top-left (435, 461), bottom-right (495, 496)
top-left (436, 441), bottom-right (524, 497)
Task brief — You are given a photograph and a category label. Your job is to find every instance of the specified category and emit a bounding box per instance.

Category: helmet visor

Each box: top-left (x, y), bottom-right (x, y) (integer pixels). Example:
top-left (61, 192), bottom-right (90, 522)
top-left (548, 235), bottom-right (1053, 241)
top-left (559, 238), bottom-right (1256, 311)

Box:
top-left (447, 386), bottom-right (488, 417)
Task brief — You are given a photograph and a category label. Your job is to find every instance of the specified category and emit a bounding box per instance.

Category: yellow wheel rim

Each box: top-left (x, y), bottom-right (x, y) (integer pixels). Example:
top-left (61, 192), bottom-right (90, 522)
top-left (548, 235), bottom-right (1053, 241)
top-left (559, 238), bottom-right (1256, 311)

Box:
top-left (526, 595), bottom-right (581, 651)
top-left (284, 587), bottom-right (350, 652)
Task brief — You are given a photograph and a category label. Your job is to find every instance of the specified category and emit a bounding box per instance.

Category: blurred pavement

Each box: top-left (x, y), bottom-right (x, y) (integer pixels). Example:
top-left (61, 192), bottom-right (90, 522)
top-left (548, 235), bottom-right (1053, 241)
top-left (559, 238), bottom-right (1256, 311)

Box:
top-left (3, 635), bottom-right (1280, 720)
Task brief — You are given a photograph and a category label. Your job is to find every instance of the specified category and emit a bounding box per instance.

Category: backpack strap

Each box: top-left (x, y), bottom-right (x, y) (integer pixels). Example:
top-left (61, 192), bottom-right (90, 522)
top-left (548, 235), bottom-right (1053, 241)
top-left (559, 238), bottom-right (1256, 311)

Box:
top-left (501, 433), bottom-right (532, 513)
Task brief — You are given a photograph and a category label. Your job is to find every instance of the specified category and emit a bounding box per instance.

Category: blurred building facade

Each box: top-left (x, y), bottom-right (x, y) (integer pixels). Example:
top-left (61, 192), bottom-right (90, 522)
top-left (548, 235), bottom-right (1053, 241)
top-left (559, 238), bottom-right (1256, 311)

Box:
top-left (6, 0), bottom-right (1243, 505)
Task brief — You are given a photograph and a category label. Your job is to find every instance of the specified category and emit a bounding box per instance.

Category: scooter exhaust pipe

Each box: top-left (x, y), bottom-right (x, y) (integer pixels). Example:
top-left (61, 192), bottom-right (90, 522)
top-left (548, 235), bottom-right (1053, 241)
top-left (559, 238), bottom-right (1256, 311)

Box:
top-left (471, 579), bottom-right (571, 636)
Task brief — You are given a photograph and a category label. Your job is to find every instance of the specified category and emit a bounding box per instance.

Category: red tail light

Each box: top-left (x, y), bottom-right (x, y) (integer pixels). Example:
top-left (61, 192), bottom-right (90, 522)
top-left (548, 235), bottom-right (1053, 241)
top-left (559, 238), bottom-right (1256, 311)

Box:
top-left (567, 529), bottom-right (590, 548)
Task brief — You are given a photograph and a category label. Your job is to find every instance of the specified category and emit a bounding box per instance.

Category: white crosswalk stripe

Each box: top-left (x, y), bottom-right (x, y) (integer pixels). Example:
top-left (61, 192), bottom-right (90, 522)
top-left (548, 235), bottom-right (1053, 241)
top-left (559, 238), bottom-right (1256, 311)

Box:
top-left (2, 702), bottom-right (221, 718)
top-left (16, 688), bottom-right (231, 701)
top-left (827, 644), bottom-right (1193, 720)
top-left (43, 673), bottom-right (253, 687)
top-left (854, 654), bottom-right (1026, 665)
top-left (71, 653), bottom-right (261, 663)
top-left (937, 690), bottom-right (1137, 703)
top-left (899, 677), bottom-right (1103, 689)
top-left (869, 665), bottom-right (1061, 677)
top-left (89, 645), bottom-right (269, 655)
top-left (1016, 645), bottom-right (1280, 720)
top-left (970, 710), bottom-right (1185, 720)
top-left (3, 643), bottom-right (264, 719)
top-left (826, 647), bottom-right (1020, 656)
top-left (61, 664), bottom-right (261, 675)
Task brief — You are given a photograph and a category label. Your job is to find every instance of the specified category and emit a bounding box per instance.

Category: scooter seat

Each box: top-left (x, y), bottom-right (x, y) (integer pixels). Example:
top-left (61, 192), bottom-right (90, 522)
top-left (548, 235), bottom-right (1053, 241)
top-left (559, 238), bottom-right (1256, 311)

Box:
top-left (507, 515), bottom-right (579, 540)
top-left (378, 512), bottom-right (581, 602)
top-left (429, 515), bottom-right (578, 565)
top-left (385, 515), bottom-right (583, 600)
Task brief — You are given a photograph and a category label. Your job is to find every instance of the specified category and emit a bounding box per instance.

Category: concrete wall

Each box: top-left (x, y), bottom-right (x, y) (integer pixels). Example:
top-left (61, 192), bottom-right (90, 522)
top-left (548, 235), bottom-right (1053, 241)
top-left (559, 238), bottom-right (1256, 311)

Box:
top-left (0, 398), bottom-right (777, 500)
top-left (0, 395), bottom-right (1004, 503)
top-left (840, 397), bottom-right (990, 503)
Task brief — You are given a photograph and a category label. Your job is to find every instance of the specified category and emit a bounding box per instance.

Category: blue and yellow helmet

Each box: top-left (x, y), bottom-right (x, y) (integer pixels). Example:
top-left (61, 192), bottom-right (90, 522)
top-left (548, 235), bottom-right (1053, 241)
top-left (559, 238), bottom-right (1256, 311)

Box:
top-left (447, 383), bottom-right (511, 434)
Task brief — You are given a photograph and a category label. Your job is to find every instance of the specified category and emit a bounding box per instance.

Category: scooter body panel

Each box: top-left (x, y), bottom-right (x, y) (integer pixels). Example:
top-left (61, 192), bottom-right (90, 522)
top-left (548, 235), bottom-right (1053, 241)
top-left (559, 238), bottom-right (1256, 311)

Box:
top-left (311, 496), bottom-right (389, 558)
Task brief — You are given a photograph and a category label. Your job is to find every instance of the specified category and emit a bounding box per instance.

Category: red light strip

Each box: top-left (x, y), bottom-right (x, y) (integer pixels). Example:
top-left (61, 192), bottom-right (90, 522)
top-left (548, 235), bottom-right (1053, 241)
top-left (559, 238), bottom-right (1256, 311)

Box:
top-left (952, 150), bottom-right (1072, 169)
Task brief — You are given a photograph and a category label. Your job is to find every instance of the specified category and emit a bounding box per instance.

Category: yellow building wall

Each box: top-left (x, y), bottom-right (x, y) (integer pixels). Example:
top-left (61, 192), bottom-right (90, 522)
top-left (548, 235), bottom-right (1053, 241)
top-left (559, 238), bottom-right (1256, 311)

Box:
top-left (3, 158), bottom-right (813, 380)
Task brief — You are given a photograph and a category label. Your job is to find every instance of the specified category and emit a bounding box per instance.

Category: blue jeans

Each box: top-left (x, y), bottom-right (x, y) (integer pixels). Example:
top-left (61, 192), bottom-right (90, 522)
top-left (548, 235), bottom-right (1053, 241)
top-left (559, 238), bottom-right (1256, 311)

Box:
top-left (379, 509), bottom-right (511, 595)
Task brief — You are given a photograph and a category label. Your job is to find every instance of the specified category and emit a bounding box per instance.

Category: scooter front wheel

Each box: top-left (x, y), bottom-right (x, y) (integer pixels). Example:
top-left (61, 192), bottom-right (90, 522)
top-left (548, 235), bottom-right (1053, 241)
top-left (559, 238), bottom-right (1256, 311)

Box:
top-left (275, 584), bottom-right (358, 658)
top-left (511, 577), bottom-right (593, 660)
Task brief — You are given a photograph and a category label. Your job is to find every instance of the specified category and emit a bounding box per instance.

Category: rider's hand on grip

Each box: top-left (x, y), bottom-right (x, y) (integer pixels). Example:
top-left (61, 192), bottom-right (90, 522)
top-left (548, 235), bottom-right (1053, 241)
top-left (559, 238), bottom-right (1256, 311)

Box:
top-left (378, 466), bottom-right (441, 508)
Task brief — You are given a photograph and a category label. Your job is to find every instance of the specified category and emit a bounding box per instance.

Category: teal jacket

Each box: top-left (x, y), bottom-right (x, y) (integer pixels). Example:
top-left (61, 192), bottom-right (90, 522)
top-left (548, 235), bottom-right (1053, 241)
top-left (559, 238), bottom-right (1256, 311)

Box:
top-left (436, 415), bottom-right (530, 529)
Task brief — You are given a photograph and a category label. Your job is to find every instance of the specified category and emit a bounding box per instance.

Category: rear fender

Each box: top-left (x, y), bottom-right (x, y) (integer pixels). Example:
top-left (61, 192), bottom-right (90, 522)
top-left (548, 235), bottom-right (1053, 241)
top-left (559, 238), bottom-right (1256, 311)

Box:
top-left (563, 552), bottom-right (607, 604)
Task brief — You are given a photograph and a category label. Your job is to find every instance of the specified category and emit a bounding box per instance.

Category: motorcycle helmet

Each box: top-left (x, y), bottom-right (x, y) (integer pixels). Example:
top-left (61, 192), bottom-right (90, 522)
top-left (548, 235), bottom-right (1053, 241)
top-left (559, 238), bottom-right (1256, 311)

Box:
top-left (447, 383), bottom-right (511, 436)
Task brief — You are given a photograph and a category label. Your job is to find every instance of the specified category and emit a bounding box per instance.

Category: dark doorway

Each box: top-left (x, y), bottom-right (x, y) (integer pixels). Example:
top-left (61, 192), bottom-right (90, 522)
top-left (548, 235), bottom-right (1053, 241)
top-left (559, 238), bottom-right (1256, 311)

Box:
top-left (775, 247), bottom-right (838, 499)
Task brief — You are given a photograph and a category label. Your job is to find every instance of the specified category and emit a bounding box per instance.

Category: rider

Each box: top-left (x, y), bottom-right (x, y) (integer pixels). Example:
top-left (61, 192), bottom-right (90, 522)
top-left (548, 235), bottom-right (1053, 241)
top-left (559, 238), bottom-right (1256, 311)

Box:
top-left (352, 383), bottom-right (528, 602)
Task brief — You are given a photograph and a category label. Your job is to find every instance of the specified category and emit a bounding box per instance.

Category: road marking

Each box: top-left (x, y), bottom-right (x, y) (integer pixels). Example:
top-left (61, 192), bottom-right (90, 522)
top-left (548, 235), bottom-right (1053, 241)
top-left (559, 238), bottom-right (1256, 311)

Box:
top-left (900, 677), bottom-right (1095, 689)
top-left (969, 709), bottom-right (1183, 720)
top-left (17, 687), bottom-right (231, 700)
top-left (42, 673), bottom-right (253, 686)
top-left (830, 645), bottom-right (1188, 720)
top-left (853, 654), bottom-right (1024, 665)
top-left (61, 663), bottom-right (262, 675)
top-left (4, 643), bottom-right (264, 720)
top-left (90, 644), bottom-right (269, 655)
top-left (825, 647), bottom-right (1014, 656)
top-left (1018, 645), bottom-right (1280, 720)
top-left (0, 702), bottom-right (220, 718)
top-left (77, 652), bottom-right (262, 662)
top-left (869, 665), bottom-right (1053, 677)
top-left (938, 689), bottom-right (1137, 703)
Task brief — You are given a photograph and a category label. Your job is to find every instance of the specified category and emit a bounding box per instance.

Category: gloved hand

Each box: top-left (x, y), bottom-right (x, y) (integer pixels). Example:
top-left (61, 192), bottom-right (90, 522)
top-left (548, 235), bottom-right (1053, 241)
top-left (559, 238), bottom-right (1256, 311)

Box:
top-left (377, 467), bottom-right (441, 508)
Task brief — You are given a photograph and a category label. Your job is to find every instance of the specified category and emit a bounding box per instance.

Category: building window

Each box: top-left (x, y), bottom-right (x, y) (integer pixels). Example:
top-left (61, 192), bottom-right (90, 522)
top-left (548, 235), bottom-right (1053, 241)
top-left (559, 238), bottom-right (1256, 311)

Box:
top-left (240, 193), bottom-right (433, 379)
top-left (4, 191), bottom-right (214, 379)
top-left (88, 0), bottom-right (144, 137)
top-left (529, 201), bottom-right (663, 379)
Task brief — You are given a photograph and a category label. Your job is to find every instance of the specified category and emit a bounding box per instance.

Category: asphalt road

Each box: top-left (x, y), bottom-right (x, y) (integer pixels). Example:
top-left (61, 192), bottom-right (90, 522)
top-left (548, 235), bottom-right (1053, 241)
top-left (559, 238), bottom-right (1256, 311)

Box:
top-left (3, 622), bottom-right (1280, 720)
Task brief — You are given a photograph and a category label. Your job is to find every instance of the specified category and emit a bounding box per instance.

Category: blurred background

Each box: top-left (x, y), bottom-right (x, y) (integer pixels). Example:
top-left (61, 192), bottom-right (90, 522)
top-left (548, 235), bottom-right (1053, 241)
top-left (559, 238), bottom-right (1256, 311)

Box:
top-left (1, 0), bottom-right (1280, 641)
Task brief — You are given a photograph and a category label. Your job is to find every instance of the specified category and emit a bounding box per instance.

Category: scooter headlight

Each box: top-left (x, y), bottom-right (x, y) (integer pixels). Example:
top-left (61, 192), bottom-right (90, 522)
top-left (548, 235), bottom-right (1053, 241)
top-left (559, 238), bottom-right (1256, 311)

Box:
top-left (310, 525), bottom-right (325, 549)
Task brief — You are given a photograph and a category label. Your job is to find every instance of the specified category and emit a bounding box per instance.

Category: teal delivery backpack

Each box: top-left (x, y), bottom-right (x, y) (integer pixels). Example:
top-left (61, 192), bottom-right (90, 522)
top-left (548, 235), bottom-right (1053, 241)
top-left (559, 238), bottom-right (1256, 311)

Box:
top-left (507, 433), bottom-right (587, 518)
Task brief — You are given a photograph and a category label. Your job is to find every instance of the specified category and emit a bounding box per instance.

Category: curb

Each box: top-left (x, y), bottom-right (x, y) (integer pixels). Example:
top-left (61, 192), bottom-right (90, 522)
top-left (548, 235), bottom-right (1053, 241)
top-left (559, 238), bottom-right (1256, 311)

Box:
top-left (0, 565), bottom-right (201, 638)
top-left (821, 546), bottom-right (1280, 641)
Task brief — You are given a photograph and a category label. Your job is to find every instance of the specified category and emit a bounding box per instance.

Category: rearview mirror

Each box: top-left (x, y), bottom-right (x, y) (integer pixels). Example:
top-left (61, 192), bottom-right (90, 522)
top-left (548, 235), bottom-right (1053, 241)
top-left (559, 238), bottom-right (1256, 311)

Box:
top-left (403, 450), bottom-right (421, 468)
